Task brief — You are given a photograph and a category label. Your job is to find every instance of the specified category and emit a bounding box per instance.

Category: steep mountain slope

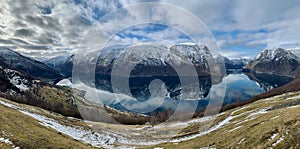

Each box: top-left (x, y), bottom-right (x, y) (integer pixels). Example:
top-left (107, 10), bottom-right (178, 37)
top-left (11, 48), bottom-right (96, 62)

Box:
top-left (96, 44), bottom-right (222, 77)
top-left (0, 60), bottom-right (81, 118)
top-left (0, 47), bottom-right (63, 81)
top-left (244, 48), bottom-right (300, 77)
top-left (0, 61), bottom-right (33, 94)
top-left (55, 44), bottom-right (224, 78)
top-left (0, 61), bottom-right (149, 124)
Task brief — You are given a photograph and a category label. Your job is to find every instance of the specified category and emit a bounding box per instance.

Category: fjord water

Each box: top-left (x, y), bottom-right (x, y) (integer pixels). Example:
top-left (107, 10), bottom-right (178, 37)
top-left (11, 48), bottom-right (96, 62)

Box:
top-left (95, 71), bottom-right (293, 114)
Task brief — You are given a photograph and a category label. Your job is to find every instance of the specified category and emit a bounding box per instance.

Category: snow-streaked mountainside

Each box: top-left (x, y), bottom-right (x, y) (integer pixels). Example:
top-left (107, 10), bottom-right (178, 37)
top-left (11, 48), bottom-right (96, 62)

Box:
top-left (47, 44), bottom-right (248, 79)
top-left (244, 48), bottom-right (300, 78)
top-left (0, 47), bottom-right (63, 81)
top-left (288, 48), bottom-right (300, 57)
top-left (255, 48), bottom-right (300, 61)
top-left (0, 61), bottom-right (33, 94)
top-left (95, 44), bottom-right (224, 77)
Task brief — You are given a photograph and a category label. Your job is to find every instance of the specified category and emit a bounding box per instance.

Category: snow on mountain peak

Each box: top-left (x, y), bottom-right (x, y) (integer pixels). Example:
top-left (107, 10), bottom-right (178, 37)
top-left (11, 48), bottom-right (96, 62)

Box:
top-left (256, 48), bottom-right (300, 62)
top-left (98, 44), bottom-right (214, 65)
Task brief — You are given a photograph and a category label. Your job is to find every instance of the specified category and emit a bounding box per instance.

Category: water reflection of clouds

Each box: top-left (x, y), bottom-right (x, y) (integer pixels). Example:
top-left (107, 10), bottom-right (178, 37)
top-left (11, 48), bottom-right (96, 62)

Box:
top-left (74, 73), bottom-right (268, 113)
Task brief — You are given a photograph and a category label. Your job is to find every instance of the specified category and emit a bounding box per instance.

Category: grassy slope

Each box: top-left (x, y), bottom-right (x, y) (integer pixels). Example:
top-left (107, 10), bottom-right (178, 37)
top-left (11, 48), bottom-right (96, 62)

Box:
top-left (1, 90), bottom-right (300, 148)
top-left (153, 91), bottom-right (300, 148)
top-left (0, 98), bottom-right (95, 149)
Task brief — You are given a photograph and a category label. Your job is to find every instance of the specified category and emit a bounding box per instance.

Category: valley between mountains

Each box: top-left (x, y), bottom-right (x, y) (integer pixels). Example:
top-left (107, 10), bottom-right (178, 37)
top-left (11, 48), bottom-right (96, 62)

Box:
top-left (1, 45), bottom-right (300, 148)
top-left (1, 80), bottom-right (300, 148)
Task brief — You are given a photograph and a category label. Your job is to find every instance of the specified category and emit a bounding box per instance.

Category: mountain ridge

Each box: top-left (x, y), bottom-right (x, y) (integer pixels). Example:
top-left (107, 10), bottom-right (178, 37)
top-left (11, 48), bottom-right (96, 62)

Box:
top-left (244, 48), bottom-right (300, 78)
top-left (0, 47), bottom-right (63, 82)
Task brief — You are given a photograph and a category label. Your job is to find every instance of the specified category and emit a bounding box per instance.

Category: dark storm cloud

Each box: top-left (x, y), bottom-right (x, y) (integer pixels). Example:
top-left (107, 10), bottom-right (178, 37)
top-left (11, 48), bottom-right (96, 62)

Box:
top-left (0, 39), bottom-right (14, 44)
top-left (14, 29), bottom-right (36, 37)
top-left (20, 45), bottom-right (50, 50)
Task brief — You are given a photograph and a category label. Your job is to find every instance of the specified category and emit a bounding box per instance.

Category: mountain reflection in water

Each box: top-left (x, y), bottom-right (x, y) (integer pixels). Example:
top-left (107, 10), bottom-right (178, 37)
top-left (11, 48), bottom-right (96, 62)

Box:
top-left (94, 70), bottom-right (293, 114)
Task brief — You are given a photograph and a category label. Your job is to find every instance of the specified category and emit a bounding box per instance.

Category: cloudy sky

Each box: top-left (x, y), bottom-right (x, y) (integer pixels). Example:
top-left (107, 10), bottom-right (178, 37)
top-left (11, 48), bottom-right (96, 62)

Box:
top-left (0, 0), bottom-right (300, 59)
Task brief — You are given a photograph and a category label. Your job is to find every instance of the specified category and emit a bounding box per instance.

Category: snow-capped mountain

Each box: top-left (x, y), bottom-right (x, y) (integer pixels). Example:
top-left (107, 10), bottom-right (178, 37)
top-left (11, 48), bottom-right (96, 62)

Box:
top-left (54, 44), bottom-right (250, 78)
top-left (55, 43), bottom-right (224, 80)
top-left (0, 47), bottom-right (63, 82)
top-left (93, 44), bottom-right (225, 100)
top-left (43, 43), bottom-right (226, 101)
top-left (96, 44), bottom-right (222, 77)
top-left (255, 48), bottom-right (300, 61)
top-left (244, 48), bottom-right (300, 77)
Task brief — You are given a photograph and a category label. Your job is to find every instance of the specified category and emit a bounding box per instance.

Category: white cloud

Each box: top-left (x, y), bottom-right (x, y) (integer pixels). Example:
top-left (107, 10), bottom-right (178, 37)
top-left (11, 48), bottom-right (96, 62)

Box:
top-left (0, 0), bottom-right (300, 59)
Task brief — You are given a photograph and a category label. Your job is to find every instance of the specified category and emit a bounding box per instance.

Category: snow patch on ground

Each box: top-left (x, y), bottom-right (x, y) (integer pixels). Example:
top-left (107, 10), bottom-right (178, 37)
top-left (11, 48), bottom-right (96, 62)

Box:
top-left (270, 116), bottom-right (280, 120)
top-left (152, 114), bottom-right (221, 130)
top-left (238, 138), bottom-right (245, 145)
top-left (57, 79), bottom-right (73, 87)
top-left (247, 109), bottom-right (268, 117)
top-left (272, 134), bottom-right (284, 147)
top-left (270, 133), bottom-right (278, 140)
top-left (264, 94), bottom-right (287, 101)
top-left (286, 94), bottom-right (300, 100)
top-left (0, 99), bottom-right (116, 148)
top-left (0, 136), bottom-right (20, 149)
top-left (171, 115), bottom-right (234, 143)
top-left (228, 125), bottom-right (243, 132)
top-left (231, 106), bottom-right (250, 115)
top-left (8, 75), bottom-right (29, 91)
top-left (0, 99), bottom-right (169, 148)
top-left (170, 107), bottom-right (263, 143)
top-left (0, 137), bottom-right (13, 144)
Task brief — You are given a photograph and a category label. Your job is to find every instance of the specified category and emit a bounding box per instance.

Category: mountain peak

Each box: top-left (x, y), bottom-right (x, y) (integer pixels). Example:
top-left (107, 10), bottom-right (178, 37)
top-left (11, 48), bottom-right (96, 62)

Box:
top-left (256, 48), bottom-right (300, 62)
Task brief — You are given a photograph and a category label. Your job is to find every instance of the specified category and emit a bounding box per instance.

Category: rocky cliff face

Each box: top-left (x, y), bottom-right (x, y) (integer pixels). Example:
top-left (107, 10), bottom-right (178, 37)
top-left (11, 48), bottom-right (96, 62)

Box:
top-left (244, 48), bottom-right (300, 78)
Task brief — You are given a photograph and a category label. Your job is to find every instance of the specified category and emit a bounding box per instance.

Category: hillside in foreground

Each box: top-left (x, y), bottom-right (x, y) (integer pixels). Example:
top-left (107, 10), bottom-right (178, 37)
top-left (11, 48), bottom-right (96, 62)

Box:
top-left (0, 98), bottom-right (95, 149)
top-left (153, 91), bottom-right (300, 148)
top-left (1, 89), bottom-right (300, 148)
